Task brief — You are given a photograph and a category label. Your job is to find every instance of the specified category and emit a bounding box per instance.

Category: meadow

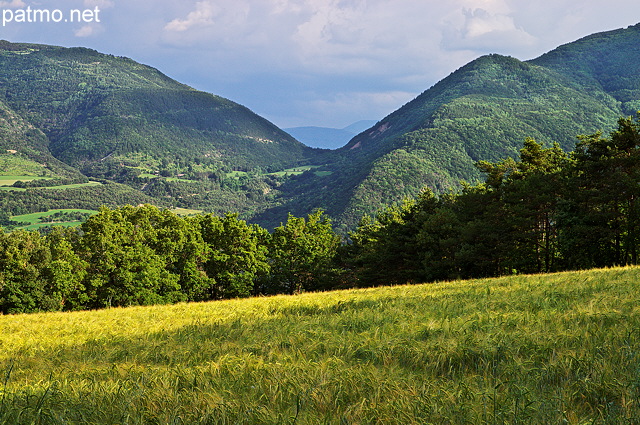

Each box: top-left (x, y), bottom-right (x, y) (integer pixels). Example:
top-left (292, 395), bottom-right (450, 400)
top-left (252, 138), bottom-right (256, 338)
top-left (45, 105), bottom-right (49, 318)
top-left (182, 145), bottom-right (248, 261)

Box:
top-left (1, 267), bottom-right (639, 424)
top-left (9, 209), bottom-right (98, 231)
top-left (0, 176), bottom-right (52, 187)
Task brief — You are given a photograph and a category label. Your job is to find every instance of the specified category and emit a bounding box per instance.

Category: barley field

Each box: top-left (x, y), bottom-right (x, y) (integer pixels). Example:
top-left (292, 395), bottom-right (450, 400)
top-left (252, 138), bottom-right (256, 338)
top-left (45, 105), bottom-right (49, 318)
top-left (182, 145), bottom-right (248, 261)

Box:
top-left (1, 267), bottom-right (639, 424)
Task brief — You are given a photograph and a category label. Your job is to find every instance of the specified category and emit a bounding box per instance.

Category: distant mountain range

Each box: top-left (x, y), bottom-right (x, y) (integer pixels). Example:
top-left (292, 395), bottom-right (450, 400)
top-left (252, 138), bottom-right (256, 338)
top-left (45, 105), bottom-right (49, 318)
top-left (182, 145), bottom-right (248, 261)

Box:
top-left (2, 23), bottom-right (640, 231)
top-left (285, 121), bottom-right (377, 149)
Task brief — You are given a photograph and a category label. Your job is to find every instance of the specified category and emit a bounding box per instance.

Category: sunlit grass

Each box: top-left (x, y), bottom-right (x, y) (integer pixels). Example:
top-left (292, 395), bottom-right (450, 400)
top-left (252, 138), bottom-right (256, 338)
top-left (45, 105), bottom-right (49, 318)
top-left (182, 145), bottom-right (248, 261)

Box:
top-left (0, 175), bottom-right (52, 186)
top-left (1, 267), bottom-right (639, 424)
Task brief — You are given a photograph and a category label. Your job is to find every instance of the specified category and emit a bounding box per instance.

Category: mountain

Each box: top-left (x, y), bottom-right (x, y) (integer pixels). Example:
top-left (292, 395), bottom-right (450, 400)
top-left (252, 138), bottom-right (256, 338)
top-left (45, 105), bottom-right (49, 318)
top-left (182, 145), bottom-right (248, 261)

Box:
top-left (265, 23), bottom-right (640, 231)
top-left (0, 41), bottom-right (314, 172)
top-left (3, 24), bottom-right (640, 232)
top-left (0, 40), bottom-right (320, 218)
top-left (285, 120), bottom-right (377, 149)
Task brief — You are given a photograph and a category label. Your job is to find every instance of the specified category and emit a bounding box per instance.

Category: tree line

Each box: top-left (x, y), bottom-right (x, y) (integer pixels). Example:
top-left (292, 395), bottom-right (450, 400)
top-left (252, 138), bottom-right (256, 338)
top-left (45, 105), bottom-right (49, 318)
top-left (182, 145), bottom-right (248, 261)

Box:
top-left (2, 114), bottom-right (640, 314)
top-left (345, 114), bottom-right (640, 285)
top-left (0, 207), bottom-right (340, 314)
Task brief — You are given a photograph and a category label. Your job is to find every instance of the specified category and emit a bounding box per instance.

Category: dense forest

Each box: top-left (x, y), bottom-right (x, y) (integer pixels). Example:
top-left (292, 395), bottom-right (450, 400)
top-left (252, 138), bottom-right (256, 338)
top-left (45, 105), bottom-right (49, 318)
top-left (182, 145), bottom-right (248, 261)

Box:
top-left (3, 115), bottom-right (640, 314)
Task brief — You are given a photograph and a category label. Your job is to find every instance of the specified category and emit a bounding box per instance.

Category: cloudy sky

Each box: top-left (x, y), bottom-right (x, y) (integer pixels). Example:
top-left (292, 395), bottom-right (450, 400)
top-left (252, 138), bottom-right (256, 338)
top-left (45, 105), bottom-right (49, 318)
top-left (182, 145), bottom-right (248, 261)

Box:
top-left (2, 0), bottom-right (640, 129)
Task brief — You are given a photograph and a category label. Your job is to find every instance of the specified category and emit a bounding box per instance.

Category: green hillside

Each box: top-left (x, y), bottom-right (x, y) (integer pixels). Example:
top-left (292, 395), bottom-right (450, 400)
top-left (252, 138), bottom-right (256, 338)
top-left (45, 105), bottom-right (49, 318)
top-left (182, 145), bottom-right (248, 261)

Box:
top-left (279, 23), bottom-right (640, 231)
top-left (0, 41), bottom-right (319, 219)
top-left (0, 41), bottom-right (311, 172)
top-left (1, 266), bottom-right (639, 423)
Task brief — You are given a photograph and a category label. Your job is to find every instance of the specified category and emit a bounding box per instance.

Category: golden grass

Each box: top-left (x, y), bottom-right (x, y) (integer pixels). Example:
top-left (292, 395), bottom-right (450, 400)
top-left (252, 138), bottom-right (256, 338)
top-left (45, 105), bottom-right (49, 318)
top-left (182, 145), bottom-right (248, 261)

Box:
top-left (1, 267), bottom-right (639, 424)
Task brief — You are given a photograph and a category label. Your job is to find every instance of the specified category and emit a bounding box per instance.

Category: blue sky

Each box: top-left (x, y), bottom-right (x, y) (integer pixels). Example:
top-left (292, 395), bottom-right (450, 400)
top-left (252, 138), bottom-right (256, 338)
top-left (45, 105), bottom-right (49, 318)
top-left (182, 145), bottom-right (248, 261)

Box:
top-left (2, 0), bottom-right (640, 129)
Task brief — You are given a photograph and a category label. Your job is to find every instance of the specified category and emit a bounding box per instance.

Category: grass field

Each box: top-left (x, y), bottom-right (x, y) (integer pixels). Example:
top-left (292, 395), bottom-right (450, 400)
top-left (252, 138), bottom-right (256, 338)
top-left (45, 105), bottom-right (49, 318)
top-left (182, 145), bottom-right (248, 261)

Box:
top-left (0, 154), bottom-right (54, 176)
top-left (38, 181), bottom-right (103, 190)
top-left (1, 267), bottom-right (639, 424)
top-left (10, 209), bottom-right (98, 230)
top-left (170, 207), bottom-right (204, 216)
top-left (0, 179), bottom-right (102, 191)
top-left (0, 175), bottom-right (52, 186)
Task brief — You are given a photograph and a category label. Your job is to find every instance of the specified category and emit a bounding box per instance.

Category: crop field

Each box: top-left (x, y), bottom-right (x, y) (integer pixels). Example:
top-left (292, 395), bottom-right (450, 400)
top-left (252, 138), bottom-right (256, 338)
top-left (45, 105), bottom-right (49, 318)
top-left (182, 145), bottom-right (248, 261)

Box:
top-left (1, 267), bottom-right (639, 424)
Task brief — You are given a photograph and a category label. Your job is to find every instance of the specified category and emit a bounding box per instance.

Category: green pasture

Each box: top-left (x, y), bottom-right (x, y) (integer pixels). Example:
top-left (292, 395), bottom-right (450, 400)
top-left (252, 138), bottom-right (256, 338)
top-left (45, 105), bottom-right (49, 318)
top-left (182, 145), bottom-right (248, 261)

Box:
top-left (0, 175), bottom-right (52, 186)
top-left (0, 153), bottom-right (53, 176)
top-left (1, 266), bottom-right (640, 424)
top-left (170, 207), bottom-right (204, 216)
top-left (11, 209), bottom-right (98, 230)
top-left (39, 181), bottom-right (103, 190)
top-left (268, 165), bottom-right (317, 177)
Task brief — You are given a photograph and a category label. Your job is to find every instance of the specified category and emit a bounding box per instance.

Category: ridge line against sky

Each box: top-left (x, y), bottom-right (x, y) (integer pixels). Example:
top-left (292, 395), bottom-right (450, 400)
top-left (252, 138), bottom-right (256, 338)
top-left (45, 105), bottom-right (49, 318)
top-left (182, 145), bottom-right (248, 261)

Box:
top-left (1, 0), bottom-right (640, 129)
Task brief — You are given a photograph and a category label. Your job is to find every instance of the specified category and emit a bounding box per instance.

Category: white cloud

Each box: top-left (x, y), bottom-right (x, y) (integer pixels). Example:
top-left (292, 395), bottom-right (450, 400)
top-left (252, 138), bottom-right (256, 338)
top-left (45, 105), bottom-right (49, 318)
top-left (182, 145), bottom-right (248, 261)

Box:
top-left (442, 6), bottom-right (536, 52)
top-left (6, 0), bottom-right (640, 128)
top-left (164, 1), bottom-right (217, 32)
top-left (83, 0), bottom-right (114, 8)
top-left (0, 0), bottom-right (26, 8)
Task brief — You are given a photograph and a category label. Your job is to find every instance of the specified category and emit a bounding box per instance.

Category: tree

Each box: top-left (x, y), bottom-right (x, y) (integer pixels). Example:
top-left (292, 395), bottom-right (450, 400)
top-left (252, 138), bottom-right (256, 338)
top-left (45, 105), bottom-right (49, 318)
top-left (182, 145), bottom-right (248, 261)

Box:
top-left (77, 205), bottom-right (185, 308)
top-left (189, 213), bottom-right (269, 299)
top-left (475, 138), bottom-right (568, 273)
top-left (0, 230), bottom-right (50, 314)
top-left (264, 210), bottom-right (340, 294)
top-left (41, 227), bottom-right (88, 311)
top-left (559, 114), bottom-right (640, 268)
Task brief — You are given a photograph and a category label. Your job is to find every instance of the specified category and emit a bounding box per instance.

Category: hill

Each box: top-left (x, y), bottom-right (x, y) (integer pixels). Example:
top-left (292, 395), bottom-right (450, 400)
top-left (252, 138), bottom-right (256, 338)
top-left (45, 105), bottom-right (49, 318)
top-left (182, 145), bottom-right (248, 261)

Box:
top-left (1, 266), bottom-right (639, 423)
top-left (0, 41), bottom-right (319, 219)
top-left (267, 23), bottom-right (640, 231)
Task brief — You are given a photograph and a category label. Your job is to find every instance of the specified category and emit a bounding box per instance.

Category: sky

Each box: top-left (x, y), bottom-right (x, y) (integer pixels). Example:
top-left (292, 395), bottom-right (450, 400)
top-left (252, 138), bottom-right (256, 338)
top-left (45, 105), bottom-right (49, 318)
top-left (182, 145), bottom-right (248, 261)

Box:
top-left (1, 1), bottom-right (640, 129)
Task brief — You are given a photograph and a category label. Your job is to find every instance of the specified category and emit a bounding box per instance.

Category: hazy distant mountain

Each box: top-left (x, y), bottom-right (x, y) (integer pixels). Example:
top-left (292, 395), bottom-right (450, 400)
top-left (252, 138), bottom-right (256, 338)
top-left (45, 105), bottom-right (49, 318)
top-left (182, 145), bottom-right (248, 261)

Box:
top-left (285, 120), bottom-right (377, 149)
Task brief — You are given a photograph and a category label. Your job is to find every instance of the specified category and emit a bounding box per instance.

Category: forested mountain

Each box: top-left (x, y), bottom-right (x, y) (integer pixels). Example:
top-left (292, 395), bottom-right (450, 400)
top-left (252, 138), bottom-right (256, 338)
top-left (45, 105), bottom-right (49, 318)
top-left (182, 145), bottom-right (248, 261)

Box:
top-left (0, 41), bottom-right (313, 171)
top-left (2, 23), bottom-right (640, 232)
top-left (0, 40), bottom-right (322, 219)
top-left (297, 23), bottom-right (640, 230)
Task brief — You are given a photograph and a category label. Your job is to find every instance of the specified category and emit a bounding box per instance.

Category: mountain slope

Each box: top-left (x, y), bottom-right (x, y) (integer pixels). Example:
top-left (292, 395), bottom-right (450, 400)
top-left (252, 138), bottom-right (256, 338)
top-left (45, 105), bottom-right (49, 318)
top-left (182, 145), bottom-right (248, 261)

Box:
top-left (285, 24), bottom-right (640, 231)
top-left (0, 40), bottom-right (321, 219)
top-left (0, 41), bottom-right (314, 174)
top-left (3, 24), bottom-right (640, 232)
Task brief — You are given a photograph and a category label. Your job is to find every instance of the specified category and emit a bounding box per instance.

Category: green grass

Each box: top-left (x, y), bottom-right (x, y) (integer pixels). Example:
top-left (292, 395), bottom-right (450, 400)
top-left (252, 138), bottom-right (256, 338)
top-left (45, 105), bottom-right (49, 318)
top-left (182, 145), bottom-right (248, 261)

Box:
top-left (138, 172), bottom-right (158, 179)
top-left (37, 181), bottom-right (103, 190)
top-left (314, 170), bottom-right (333, 177)
top-left (226, 170), bottom-right (249, 178)
top-left (0, 154), bottom-right (54, 176)
top-left (170, 207), bottom-right (204, 216)
top-left (268, 165), bottom-right (318, 177)
top-left (1, 267), bottom-right (640, 424)
top-left (0, 175), bottom-right (52, 186)
top-left (165, 177), bottom-right (199, 183)
top-left (11, 209), bottom-right (98, 224)
top-left (10, 209), bottom-right (98, 230)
